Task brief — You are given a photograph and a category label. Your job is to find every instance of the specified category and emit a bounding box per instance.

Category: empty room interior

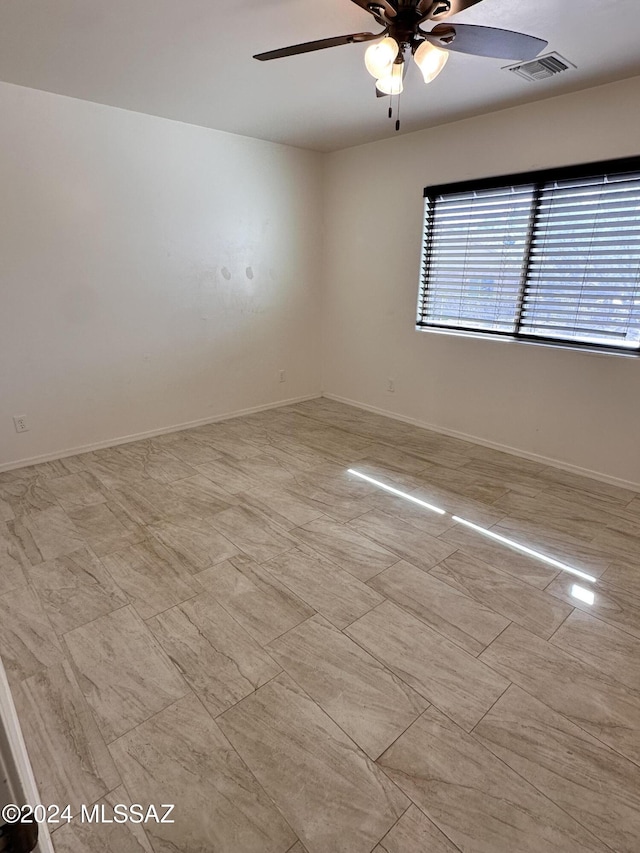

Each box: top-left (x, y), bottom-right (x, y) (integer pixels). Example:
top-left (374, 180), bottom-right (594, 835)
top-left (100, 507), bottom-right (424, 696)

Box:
top-left (2, 1), bottom-right (640, 851)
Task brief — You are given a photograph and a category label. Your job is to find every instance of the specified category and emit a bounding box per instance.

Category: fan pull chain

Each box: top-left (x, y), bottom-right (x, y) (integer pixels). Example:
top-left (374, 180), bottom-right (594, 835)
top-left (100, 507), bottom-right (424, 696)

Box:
top-left (396, 90), bottom-right (401, 132)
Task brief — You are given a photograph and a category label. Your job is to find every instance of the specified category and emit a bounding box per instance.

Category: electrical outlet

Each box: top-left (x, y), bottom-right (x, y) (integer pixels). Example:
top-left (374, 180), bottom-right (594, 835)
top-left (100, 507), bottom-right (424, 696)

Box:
top-left (387, 379), bottom-right (395, 393)
top-left (13, 415), bottom-right (29, 433)
top-left (279, 370), bottom-right (286, 383)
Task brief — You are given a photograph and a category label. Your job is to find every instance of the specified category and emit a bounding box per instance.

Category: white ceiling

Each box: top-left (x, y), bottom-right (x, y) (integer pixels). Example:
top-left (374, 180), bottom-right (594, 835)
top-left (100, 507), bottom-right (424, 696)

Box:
top-left (1, 0), bottom-right (640, 151)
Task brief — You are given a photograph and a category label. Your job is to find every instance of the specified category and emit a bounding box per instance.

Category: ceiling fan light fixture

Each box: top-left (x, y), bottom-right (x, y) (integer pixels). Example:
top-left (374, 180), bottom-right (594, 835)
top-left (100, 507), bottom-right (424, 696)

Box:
top-left (413, 40), bottom-right (449, 84)
top-left (376, 61), bottom-right (404, 95)
top-left (364, 36), bottom-right (399, 79)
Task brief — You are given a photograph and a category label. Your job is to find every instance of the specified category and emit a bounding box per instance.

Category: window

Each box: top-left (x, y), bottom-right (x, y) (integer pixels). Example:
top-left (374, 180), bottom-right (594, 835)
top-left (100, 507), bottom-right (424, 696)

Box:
top-left (417, 157), bottom-right (640, 354)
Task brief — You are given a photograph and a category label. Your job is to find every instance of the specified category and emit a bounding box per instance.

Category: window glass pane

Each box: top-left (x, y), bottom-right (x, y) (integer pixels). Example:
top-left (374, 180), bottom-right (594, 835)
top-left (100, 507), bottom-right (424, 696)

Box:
top-left (418, 160), bottom-right (640, 353)
top-left (418, 185), bottom-right (535, 333)
top-left (521, 171), bottom-right (640, 348)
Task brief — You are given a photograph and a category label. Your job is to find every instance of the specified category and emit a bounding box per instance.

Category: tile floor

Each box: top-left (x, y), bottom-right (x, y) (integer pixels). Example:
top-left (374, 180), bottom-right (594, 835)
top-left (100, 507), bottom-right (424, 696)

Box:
top-left (1, 397), bottom-right (640, 852)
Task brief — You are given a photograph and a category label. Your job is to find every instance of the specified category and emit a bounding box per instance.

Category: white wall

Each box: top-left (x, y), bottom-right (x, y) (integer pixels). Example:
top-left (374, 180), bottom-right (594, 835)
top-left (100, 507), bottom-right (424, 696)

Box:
top-left (322, 76), bottom-right (640, 488)
top-left (0, 82), bottom-right (322, 468)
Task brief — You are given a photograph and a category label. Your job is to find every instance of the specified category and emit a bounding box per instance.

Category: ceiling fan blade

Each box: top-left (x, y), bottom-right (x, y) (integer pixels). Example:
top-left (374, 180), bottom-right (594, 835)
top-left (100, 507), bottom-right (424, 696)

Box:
top-left (417, 0), bottom-right (484, 20)
top-left (254, 31), bottom-right (382, 61)
top-left (349, 0), bottom-right (397, 20)
top-left (427, 23), bottom-right (548, 60)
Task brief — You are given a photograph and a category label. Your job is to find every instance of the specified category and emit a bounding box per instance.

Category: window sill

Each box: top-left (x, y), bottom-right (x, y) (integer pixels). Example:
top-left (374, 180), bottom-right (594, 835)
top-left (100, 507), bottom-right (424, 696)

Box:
top-left (414, 325), bottom-right (640, 359)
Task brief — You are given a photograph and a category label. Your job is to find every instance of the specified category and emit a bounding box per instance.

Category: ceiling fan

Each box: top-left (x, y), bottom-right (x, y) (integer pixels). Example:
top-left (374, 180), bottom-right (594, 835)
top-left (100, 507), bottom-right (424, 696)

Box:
top-left (254, 0), bottom-right (548, 101)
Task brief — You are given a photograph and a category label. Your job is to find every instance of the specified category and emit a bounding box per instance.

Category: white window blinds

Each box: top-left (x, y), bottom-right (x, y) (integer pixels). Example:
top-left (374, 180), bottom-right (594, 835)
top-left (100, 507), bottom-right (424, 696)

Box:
top-left (418, 159), bottom-right (640, 353)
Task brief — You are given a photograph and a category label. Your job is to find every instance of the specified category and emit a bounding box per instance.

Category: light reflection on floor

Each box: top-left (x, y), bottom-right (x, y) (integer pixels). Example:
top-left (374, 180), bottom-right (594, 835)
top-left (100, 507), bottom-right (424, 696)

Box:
top-left (348, 467), bottom-right (598, 592)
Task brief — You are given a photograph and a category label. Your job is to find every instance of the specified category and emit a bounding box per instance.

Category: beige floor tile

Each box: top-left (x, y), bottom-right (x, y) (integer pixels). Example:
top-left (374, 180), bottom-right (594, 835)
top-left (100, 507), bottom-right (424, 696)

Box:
top-left (16, 507), bottom-right (85, 563)
top-left (538, 465), bottom-right (638, 505)
top-left (0, 521), bottom-right (30, 594)
top-left (195, 554), bottom-right (314, 645)
top-left (285, 467), bottom-right (373, 523)
top-left (412, 485), bottom-right (506, 528)
top-left (15, 661), bottom-right (120, 815)
top-left (601, 559), bottom-right (640, 598)
top-left (264, 546), bottom-right (383, 629)
top-left (100, 538), bottom-right (198, 619)
top-left (46, 471), bottom-right (108, 512)
top-left (626, 495), bottom-right (640, 515)
top-left (591, 524), bottom-right (640, 565)
top-left (345, 601), bottom-right (508, 731)
top-left (150, 430), bottom-right (223, 465)
top-left (376, 805), bottom-right (461, 853)
top-left (475, 685), bottom-right (640, 853)
top-left (491, 516), bottom-right (612, 577)
top-left (197, 454), bottom-right (263, 494)
top-left (430, 550), bottom-right (572, 639)
top-left (148, 593), bottom-right (281, 717)
top-left (546, 572), bottom-right (640, 639)
top-left (104, 483), bottom-right (167, 526)
top-left (6, 401), bottom-right (640, 852)
top-left (345, 460), bottom-right (427, 495)
top-left (550, 609), bottom-right (640, 691)
top-left (369, 561), bottom-right (509, 655)
top-left (356, 443), bottom-right (431, 476)
top-left (419, 461), bottom-right (511, 504)
top-left (348, 510), bottom-right (457, 572)
top-left (267, 614), bottom-right (427, 758)
top-left (461, 452), bottom-right (547, 496)
top-left (235, 488), bottom-right (323, 531)
top-left (252, 443), bottom-right (331, 475)
top-left (192, 426), bottom-right (265, 459)
top-left (51, 785), bottom-right (153, 853)
top-left (361, 490), bottom-right (456, 537)
top-left (229, 453), bottom-right (301, 489)
top-left (64, 606), bottom-right (189, 742)
top-left (7, 457), bottom-right (87, 481)
top-left (399, 439), bottom-right (470, 472)
top-left (0, 494), bottom-right (14, 522)
top-left (379, 707), bottom-right (608, 853)
top-left (539, 480), bottom-right (636, 516)
top-left (0, 476), bottom-right (58, 517)
top-left (27, 547), bottom-right (128, 635)
top-left (83, 450), bottom-right (149, 490)
top-left (218, 672), bottom-right (408, 853)
top-left (67, 501), bottom-right (145, 556)
top-left (123, 472), bottom-right (228, 521)
top-left (210, 504), bottom-right (296, 563)
top-left (110, 693), bottom-right (296, 853)
top-left (150, 513), bottom-right (240, 571)
top-left (297, 426), bottom-right (373, 464)
top-left (155, 473), bottom-right (236, 520)
top-left (492, 491), bottom-right (606, 542)
top-left (292, 516), bottom-right (398, 581)
top-left (479, 622), bottom-right (640, 765)
top-left (438, 522), bottom-right (559, 588)
top-left (113, 443), bottom-right (197, 484)
top-left (0, 585), bottom-right (65, 684)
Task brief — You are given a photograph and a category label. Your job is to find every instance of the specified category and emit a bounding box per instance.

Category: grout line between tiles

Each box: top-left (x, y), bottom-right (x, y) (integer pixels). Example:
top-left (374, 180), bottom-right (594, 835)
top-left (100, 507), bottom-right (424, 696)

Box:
top-left (468, 691), bottom-right (633, 852)
top-left (367, 802), bottom-right (412, 853)
top-left (545, 606), bottom-right (576, 643)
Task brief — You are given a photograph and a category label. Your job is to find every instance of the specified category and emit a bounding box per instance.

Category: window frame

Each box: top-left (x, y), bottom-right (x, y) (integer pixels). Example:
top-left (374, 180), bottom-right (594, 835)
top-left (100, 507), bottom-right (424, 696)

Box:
top-left (417, 156), bottom-right (640, 357)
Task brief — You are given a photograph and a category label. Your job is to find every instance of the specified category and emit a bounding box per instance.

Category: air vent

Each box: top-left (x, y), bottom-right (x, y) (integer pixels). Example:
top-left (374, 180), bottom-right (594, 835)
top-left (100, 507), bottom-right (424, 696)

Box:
top-left (505, 52), bottom-right (576, 82)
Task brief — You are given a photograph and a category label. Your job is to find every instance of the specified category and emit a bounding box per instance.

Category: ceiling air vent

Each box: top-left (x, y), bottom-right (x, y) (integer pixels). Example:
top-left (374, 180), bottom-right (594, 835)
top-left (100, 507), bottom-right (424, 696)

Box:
top-left (505, 52), bottom-right (575, 82)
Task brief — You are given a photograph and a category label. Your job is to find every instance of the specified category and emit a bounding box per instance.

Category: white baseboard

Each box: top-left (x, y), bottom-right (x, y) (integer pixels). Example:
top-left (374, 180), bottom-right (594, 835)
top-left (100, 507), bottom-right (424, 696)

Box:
top-left (322, 393), bottom-right (640, 493)
top-left (0, 394), bottom-right (321, 474)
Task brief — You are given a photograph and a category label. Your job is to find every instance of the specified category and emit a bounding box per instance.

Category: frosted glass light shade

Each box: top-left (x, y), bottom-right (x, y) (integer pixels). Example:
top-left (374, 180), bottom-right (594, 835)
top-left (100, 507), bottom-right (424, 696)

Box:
top-left (413, 40), bottom-right (449, 83)
top-left (376, 62), bottom-right (404, 95)
top-left (364, 37), bottom-right (399, 79)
